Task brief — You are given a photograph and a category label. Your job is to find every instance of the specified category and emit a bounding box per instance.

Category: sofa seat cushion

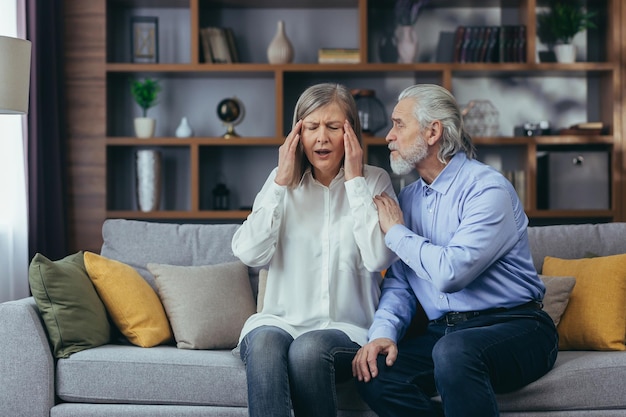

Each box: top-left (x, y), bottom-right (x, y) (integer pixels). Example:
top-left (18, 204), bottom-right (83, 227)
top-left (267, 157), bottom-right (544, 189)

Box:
top-left (496, 351), bottom-right (626, 412)
top-left (55, 344), bottom-right (370, 411)
top-left (56, 345), bottom-right (248, 407)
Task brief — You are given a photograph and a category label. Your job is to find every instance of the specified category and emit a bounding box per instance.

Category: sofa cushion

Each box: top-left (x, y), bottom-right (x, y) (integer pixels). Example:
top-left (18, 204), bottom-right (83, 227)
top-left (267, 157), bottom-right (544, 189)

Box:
top-left (496, 350), bottom-right (626, 411)
top-left (84, 252), bottom-right (173, 348)
top-left (100, 220), bottom-right (244, 291)
top-left (147, 261), bottom-right (256, 350)
top-left (55, 344), bottom-right (372, 411)
top-left (538, 275), bottom-right (576, 326)
top-left (543, 254), bottom-right (626, 351)
top-left (527, 222), bottom-right (626, 273)
top-left (28, 252), bottom-right (110, 358)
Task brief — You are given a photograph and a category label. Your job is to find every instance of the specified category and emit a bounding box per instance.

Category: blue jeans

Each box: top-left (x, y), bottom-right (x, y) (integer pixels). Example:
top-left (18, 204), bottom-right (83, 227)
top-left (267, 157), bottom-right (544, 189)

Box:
top-left (239, 326), bottom-right (360, 417)
top-left (356, 307), bottom-right (558, 417)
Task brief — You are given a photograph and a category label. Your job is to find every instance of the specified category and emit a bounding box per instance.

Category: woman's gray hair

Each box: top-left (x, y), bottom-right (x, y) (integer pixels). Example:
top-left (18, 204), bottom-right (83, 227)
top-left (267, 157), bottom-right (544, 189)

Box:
top-left (287, 83), bottom-right (362, 188)
top-left (398, 84), bottom-right (476, 163)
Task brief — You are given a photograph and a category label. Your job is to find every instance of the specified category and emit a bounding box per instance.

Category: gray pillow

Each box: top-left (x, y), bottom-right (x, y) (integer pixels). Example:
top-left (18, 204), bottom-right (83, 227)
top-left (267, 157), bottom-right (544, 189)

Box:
top-left (147, 261), bottom-right (255, 349)
top-left (539, 275), bottom-right (576, 326)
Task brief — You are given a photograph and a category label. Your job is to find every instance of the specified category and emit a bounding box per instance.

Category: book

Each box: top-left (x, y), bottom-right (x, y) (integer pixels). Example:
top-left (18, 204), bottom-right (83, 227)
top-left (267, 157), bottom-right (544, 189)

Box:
top-left (199, 28), bottom-right (214, 63)
top-left (453, 26), bottom-right (466, 62)
top-left (571, 122), bottom-right (604, 130)
top-left (206, 27), bottom-right (232, 63)
top-left (318, 48), bottom-right (360, 64)
top-left (224, 27), bottom-right (239, 63)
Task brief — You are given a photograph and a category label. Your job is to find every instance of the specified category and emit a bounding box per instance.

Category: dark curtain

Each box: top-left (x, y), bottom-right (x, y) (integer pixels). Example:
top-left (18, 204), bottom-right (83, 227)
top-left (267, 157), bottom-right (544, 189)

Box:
top-left (26, 0), bottom-right (68, 261)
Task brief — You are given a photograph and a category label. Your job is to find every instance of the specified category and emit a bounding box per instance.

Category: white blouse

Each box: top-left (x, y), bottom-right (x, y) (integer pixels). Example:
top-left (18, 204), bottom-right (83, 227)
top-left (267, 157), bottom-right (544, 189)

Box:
top-left (232, 165), bottom-right (397, 346)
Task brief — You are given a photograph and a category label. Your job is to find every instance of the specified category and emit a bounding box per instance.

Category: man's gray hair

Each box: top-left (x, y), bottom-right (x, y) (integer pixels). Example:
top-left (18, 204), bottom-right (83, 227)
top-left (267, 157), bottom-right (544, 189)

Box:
top-left (398, 84), bottom-right (476, 163)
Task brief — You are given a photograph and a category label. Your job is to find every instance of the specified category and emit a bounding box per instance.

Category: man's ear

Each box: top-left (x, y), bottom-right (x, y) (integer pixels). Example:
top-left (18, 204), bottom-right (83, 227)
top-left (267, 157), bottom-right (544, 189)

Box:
top-left (426, 120), bottom-right (443, 146)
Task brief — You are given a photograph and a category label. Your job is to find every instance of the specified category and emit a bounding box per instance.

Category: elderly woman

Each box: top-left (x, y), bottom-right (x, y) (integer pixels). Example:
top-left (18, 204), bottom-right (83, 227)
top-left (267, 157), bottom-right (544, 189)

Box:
top-left (232, 83), bottom-right (397, 417)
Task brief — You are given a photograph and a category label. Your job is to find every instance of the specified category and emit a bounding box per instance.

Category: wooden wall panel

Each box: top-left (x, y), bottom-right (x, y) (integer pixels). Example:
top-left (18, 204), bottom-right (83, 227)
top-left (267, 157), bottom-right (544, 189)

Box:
top-left (64, 0), bottom-right (106, 252)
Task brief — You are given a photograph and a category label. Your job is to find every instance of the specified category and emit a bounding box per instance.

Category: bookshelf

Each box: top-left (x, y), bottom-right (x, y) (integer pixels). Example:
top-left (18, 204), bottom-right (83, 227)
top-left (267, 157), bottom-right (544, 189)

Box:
top-left (94, 0), bottom-right (622, 235)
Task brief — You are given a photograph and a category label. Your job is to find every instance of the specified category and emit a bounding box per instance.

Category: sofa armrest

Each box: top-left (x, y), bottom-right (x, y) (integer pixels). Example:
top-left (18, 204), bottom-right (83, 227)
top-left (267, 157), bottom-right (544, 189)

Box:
top-left (0, 297), bottom-right (54, 417)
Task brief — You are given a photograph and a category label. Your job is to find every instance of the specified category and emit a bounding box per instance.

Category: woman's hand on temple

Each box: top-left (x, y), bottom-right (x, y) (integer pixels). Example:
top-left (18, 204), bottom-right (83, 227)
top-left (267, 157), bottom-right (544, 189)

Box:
top-left (275, 119), bottom-right (302, 186)
top-left (343, 120), bottom-right (363, 181)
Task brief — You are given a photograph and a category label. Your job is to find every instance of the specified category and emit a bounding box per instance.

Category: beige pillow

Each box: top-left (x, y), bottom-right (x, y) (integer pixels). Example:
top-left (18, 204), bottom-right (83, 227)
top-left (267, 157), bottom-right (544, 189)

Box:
top-left (538, 275), bottom-right (576, 326)
top-left (84, 252), bottom-right (173, 347)
top-left (543, 254), bottom-right (626, 351)
top-left (257, 269), bottom-right (268, 313)
top-left (147, 261), bottom-right (256, 349)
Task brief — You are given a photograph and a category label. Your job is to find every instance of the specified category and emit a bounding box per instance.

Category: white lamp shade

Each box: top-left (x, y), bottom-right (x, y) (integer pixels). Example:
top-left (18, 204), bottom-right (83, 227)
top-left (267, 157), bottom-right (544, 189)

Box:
top-left (0, 35), bottom-right (31, 114)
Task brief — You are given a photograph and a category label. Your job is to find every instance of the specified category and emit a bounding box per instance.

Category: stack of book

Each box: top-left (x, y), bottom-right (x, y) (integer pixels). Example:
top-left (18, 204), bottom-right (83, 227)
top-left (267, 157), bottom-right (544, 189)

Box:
top-left (559, 122), bottom-right (606, 135)
top-left (317, 48), bottom-right (360, 64)
top-left (200, 27), bottom-right (239, 64)
top-left (453, 25), bottom-right (526, 63)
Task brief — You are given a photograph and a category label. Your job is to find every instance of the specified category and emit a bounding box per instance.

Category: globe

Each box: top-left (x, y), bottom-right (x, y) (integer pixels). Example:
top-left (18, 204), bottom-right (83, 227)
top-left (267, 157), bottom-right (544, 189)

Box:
top-left (217, 98), bottom-right (241, 123)
top-left (216, 97), bottom-right (245, 139)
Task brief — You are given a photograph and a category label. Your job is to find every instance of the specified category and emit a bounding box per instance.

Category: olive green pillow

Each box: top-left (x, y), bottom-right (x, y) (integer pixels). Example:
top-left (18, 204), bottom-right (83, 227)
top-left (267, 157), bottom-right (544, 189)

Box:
top-left (28, 252), bottom-right (111, 358)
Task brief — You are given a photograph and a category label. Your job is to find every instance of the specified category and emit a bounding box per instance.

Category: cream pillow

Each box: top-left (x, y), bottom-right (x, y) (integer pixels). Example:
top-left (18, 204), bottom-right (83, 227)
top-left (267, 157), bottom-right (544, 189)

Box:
top-left (543, 254), bottom-right (626, 351)
top-left (147, 261), bottom-right (256, 349)
top-left (257, 269), bottom-right (268, 313)
top-left (538, 275), bottom-right (576, 326)
top-left (84, 252), bottom-right (173, 347)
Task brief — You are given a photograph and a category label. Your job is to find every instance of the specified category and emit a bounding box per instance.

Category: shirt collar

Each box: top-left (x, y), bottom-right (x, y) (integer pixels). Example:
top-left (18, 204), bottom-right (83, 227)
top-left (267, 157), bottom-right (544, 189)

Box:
top-left (302, 166), bottom-right (345, 187)
top-left (422, 152), bottom-right (467, 195)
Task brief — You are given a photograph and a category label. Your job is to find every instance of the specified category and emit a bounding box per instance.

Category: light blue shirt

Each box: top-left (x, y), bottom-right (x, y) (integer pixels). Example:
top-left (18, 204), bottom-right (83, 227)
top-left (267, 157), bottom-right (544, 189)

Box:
top-left (368, 153), bottom-right (545, 343)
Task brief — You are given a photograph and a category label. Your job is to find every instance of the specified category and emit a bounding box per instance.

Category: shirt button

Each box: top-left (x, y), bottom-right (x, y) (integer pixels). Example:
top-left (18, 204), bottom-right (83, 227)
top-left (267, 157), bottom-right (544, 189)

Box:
top-left (439, 295), bottom-right (444, 299)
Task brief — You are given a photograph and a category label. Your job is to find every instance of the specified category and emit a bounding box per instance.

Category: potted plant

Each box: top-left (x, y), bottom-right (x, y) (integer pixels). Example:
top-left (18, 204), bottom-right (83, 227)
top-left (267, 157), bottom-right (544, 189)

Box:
top-left (537, 0), bottom-right (596, 63)
top-left (130, 78), bottom-right (161, 138)
top-left (393, 0), bottom-right (432, 63)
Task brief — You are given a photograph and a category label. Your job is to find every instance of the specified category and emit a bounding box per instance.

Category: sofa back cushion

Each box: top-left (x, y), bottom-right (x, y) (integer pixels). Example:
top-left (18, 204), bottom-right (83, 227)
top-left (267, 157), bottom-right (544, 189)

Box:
top-left (527, 222), bottom-right (626, 273)
top-left (100, 219), bottom-right (244, 291)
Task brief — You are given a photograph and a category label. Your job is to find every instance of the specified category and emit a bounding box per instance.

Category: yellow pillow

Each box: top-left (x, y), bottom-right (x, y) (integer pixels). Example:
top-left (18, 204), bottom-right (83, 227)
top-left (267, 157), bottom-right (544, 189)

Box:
top-left (543, 254), bottom-right (626, 351)
top-left (84, 252), bottom-right (173, 347)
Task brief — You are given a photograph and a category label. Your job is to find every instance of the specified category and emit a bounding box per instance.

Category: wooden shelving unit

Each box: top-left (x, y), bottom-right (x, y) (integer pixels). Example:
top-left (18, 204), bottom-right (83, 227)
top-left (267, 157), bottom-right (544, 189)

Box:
top-left (101, 0), bottom-right (622, 225)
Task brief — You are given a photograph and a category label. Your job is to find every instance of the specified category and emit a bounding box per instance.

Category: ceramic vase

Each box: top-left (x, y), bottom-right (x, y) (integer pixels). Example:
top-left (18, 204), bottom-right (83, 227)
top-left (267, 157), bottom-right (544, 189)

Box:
top-left (267, 20), bottom-right (294, 64)
top-left (554, 44), bottom-right (576, 63)
top-left (136, 149), bottom-right (162, 212)
top-left (175, 116), bottom-right (193, 138)
top-left (134, 117), bottom-right (156, 138)
top-left (396, 25), bottom-right (418, 64)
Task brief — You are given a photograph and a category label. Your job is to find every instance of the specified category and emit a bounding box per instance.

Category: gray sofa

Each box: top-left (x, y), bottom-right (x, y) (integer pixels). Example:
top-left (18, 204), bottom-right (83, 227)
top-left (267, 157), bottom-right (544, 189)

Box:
top-left (1, 219), bottom-right (625, 417)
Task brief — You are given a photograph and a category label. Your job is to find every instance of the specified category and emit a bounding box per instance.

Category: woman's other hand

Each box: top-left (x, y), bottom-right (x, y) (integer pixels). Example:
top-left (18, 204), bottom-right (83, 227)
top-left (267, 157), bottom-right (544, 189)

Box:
top-left (275, 119), bottom-right (303, 186)
top-left (343, 119), bottom-right (363, 181)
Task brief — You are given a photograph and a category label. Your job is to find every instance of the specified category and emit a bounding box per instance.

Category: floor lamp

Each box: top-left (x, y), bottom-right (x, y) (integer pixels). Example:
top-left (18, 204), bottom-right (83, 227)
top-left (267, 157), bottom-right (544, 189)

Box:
top-left (0, 35), bottom-right (31, 114)
top-left (0, 35), bottom-right (31, 302)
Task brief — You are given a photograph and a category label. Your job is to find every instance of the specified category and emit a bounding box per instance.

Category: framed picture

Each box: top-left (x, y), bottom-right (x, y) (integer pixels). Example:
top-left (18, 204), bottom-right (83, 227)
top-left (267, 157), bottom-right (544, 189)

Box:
top-left (131, 16), bottom-right (159, 63)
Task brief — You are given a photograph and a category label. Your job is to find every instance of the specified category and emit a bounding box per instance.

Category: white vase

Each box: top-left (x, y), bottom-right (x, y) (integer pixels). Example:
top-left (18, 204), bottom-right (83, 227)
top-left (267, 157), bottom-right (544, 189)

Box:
top-left (175, 116), bottom-right (193, 138)
top-left (136, 150), bottom-right (162, 212)
top-left (396, 25), bottom-right (418, 64)
top-left (554, 44), bottom-right (576, 63)
top-left (267, 20), bottom-right (294, 64)
top-left (134, 117), bottom-right (156, 138)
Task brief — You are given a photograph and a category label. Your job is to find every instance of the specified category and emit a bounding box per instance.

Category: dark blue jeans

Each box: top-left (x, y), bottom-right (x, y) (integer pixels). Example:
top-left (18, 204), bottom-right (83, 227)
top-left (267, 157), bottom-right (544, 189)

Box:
top-left (356, 307), bottom-right (558, 417)
top-left (239, 325), bottom-right (360, 417)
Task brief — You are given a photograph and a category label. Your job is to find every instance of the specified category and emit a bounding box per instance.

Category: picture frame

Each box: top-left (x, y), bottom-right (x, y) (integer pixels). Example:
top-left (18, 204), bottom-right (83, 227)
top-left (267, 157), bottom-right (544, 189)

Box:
top-left (131, 16), bottom-right (159, 63)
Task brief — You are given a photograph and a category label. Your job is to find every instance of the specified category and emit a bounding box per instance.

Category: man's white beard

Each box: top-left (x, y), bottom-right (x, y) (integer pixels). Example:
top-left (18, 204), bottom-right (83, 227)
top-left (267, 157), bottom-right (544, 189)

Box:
top-left (389, 139), bottom-right (427, 175)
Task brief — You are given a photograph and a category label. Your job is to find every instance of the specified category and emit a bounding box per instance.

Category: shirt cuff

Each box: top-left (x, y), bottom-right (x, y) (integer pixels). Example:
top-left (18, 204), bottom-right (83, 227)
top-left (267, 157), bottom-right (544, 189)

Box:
top-left (344, 176), bottom-right (372, 207)
top-left (368, 324), bottom-right (399, 343)
top-left (384, 224), bottom-right (412, 251)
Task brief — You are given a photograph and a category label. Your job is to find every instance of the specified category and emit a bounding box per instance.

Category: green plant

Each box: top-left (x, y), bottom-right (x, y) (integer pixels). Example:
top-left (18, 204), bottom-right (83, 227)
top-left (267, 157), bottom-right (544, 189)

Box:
top-left (130, 78), bottom-right (161, 117)
top-left (537, 0), bottom-right (596, 45)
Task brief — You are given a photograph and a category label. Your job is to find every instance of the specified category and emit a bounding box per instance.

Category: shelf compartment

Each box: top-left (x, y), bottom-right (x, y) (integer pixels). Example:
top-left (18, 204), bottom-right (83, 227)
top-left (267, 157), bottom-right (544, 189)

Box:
top-left (106, 72), bottom-right (276, 138)
top-left (199, 145), bottom-right (278, 211)
top-left (107, 145), bottom-right (191, 211)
